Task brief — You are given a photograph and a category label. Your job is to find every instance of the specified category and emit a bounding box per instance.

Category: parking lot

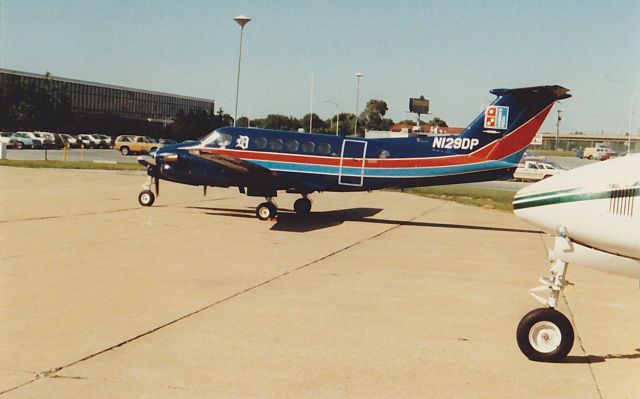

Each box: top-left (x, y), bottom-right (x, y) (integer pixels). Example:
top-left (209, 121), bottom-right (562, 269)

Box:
top-left (1, 166), bottom-right (639, 398)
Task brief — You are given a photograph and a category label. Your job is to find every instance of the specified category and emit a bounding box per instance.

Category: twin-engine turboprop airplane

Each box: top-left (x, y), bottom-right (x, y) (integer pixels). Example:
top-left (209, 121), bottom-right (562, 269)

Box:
top-left (514, 153), bottom-right (640, 362)
top-left (137, 85), bottom-right (570, 220)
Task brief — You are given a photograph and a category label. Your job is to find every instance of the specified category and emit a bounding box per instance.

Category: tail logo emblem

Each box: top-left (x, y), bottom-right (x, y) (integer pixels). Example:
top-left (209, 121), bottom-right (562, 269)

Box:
top-left (484, 106), bottom-right (509, 130)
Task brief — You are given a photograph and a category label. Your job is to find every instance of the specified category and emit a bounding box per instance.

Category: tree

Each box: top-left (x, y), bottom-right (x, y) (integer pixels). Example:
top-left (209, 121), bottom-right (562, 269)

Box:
top-left (236, 116), bottom-right (250, 127)
top-left (397, 119), bottom-right (417, 126)
top-left (253, 114), bottom-right (302, 131)
top-left (359, 99), bottom-right (389, 132)
top-left (428, 117), bottom-right (448, 127)
top-left (301, 113), bottom-right (327, 133)
top-left (327, 113), bottom-right (356, 135)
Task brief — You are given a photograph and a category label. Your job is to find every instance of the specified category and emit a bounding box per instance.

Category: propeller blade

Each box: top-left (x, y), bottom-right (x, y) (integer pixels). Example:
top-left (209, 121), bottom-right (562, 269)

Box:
top-left (203, 186), bottom-right (207, 196)
top-left (155, 177), bottom-right (160, 196)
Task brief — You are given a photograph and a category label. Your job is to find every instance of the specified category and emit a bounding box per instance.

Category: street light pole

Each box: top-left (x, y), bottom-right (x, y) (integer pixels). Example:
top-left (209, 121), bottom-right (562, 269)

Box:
top-left (233, 15), bottom-right (251, 127)
top-left (354, 72), bottom-right (363, 135)
top-left (555, 109), bottom-right (562, 151)
top-left (629, 91), bottom-right (639, 155)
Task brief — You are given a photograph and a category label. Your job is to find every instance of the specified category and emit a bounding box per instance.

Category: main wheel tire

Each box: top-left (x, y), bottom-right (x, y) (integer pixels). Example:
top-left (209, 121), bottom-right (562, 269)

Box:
top-left (15, 141), bottom-right (24, 150)
top-left (293, 197), bottom-right (312, 214)
top-left (121, 146), bottom-right (130, 156)
top-left (138, 190), bottom-right (155, 207)
top-left (256, 202), bottom-right (277, 220)
top-left (516, 308), bottom-right (574, 362)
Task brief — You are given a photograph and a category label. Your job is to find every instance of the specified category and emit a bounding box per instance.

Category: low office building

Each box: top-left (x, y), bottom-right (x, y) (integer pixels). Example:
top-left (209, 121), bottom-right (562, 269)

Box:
top-left (0, 68), bottom-right (215, 136)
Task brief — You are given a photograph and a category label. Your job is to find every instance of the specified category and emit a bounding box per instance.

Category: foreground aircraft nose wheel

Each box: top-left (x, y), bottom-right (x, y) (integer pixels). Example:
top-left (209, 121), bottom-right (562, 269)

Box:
top-left (138, 190), bottom-right (155, 207)
top-left (293, 197), bottom-right (312, 215)
top-left (516, 308), bottom-right (574, 362)
top-left (256, 202), bottom-right (277, 220)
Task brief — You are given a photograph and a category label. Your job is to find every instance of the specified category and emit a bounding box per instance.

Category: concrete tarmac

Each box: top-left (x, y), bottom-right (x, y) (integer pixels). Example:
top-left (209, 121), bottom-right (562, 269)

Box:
top-left (1, 166), bottom-right (639, 398)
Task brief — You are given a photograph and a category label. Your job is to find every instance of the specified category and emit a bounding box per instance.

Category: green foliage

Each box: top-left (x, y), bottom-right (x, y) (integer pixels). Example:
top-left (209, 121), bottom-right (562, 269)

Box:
top-left (428, 117), bottom-right (448, 127)
top-left (169, 109), bottom-right (218, 141)
top-left (253, 114), bottom-right (302, 131)
top-left (326, 113), bottom-right (356, 135)
top-left (397, 119), bottom-right (417, 126)
top-left (401, 185), bottom-right (514, 211)
top-left (301, 113), bottom-right (327, 133)
top-left (359, 99), bottom-right (389, 132)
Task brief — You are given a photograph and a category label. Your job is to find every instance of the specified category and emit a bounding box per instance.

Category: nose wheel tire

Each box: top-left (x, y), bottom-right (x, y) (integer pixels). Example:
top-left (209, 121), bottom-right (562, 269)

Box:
top-left (516, 308), bottom-right (574, 362)
top-left (256, 202), bottom-right (277, 220)
top-left (138, 190), bottom-right (155, 207)
top-left (293, 197), bottom-right (312, 215)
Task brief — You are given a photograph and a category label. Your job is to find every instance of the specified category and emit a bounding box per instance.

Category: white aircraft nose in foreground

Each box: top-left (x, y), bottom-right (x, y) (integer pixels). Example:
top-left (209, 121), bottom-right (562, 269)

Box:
top-left (513, 153), bottom-right (640, 362)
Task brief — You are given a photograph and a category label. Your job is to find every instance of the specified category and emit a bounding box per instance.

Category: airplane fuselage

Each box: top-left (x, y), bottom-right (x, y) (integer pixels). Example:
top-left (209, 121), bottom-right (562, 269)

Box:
top-left (514, 154), bottom-right (640, 278)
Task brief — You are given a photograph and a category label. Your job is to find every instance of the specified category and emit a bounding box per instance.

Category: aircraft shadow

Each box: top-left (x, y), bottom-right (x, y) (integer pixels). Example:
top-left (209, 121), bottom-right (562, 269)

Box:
top-left (563, 348), bottom-right (640, 364)
top-left (187, 206), bottom-right (543, 234)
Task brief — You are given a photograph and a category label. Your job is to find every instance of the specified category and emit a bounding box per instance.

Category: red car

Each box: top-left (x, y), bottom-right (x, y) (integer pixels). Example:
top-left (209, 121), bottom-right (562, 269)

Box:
top-left (600, 152), bottom-right (617, 161)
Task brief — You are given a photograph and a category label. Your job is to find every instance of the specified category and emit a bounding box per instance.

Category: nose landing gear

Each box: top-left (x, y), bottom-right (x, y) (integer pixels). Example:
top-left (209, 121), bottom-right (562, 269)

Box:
top-left (139, 175), bottom-right (158, 207)
top-left (256, 198), bottom-right (278, 220)
top-left (516, 230), bottom-right (575, 362)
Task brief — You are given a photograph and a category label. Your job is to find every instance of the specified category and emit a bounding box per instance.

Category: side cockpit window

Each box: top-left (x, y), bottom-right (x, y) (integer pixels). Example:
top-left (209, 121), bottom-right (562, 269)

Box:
top-left (201, 131), bottom-right (232, 148)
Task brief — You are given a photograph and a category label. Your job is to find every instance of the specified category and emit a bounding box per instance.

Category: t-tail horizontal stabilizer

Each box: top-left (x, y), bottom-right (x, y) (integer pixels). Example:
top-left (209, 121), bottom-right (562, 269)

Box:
top-left (458, 85), bottom-right (570, 163)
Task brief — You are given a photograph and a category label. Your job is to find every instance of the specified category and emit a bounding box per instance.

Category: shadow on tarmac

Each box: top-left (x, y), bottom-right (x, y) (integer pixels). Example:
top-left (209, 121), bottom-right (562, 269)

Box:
top-left (187, 206), bottom-right (544, 234)
top-left (563, 348), bottom-right (640, 364)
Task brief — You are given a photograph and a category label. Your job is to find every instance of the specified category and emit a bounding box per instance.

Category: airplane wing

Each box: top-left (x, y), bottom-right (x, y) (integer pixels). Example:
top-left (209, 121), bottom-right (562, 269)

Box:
top-left (187, 148), bottom-right (313, 192)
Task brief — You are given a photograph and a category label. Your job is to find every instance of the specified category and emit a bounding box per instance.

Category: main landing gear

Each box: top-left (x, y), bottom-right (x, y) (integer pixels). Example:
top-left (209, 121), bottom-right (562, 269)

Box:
top-left (254, 195), bottom-right (313, 220)
top-left (516, 228), bottom-right (575, 362)
top-left (138, 175), bottom-right (158, 207)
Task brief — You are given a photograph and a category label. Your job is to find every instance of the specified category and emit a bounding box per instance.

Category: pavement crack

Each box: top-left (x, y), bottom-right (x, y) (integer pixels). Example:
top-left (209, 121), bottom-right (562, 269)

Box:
top-left (561, 296), bottom-right (604, 399)
top-left (2, 204), bottom-right (440, 395)
top-left (0, 197), bottom-right (236, 224)
top-left (538, 234), bottom-right (604, 399)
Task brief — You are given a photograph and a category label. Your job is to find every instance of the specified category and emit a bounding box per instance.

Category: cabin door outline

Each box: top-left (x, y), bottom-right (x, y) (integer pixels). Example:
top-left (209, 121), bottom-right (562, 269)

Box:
top-left (338, 139), bottom-right (367, 186)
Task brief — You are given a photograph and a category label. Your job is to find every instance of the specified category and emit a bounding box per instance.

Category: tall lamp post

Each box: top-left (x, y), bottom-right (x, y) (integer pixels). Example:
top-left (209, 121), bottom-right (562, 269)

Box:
top-left (325, 101), bottom-right (339, 135)
top-left (354, 72), bottom-right (364, 135)
top-left (629, 91), bottom-right (639, 155)
top-left (233, 15), bottom-right (251, 127)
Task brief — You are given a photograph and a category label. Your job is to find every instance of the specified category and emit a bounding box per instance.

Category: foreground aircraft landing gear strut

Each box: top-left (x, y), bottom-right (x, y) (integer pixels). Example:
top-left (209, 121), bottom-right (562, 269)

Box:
top-left (138, 175), bottom-right (157, 207)
top-left (256, 197), bottom-right (277, 220)
top-left (517, 228), bottom-right (575, 362)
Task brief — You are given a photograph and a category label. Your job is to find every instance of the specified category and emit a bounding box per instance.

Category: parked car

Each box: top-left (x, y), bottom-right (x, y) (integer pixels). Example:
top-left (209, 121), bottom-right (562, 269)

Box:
top-left (18, 131), bottom-right (45, 148)
top-left (0, 132), bottom-right (19, 148)
top-left (582, 146), bottom-right (616, 160)
top-left (76, 134), bottom-right (105, 149)
top-left (513, 160), bottom-right (566, 181)
top-left (158, 138), bottom-right (177, 145)
top-left (98, 134), bottom-right (115, 148)
top-left (37, 132), bottom-right (58, 148)
top-left (114, 135), bottom-right (163, 155)
top-left (600, 151), bottom-right (617, 161)
top-left (58, 133), bottom-right (80, 148)
top-left (5, 132), bottom-right (40, 149)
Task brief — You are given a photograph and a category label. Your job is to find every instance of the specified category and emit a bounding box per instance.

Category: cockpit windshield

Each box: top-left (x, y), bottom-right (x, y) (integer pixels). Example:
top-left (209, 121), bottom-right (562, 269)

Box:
top-left (201, 130), bottom-right (232, 147)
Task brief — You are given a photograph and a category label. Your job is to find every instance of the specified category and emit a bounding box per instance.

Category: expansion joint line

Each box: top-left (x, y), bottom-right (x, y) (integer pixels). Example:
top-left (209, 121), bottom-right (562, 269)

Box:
top-left (538, 234), bottom-right (603, 399)
top-left (0, 203), bottom-right (441, 396)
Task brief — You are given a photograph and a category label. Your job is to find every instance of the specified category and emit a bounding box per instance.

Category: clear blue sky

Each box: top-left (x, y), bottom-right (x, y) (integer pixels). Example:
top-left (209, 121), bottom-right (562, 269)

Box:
top-left (1, 0), bottom-right (639, 134)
